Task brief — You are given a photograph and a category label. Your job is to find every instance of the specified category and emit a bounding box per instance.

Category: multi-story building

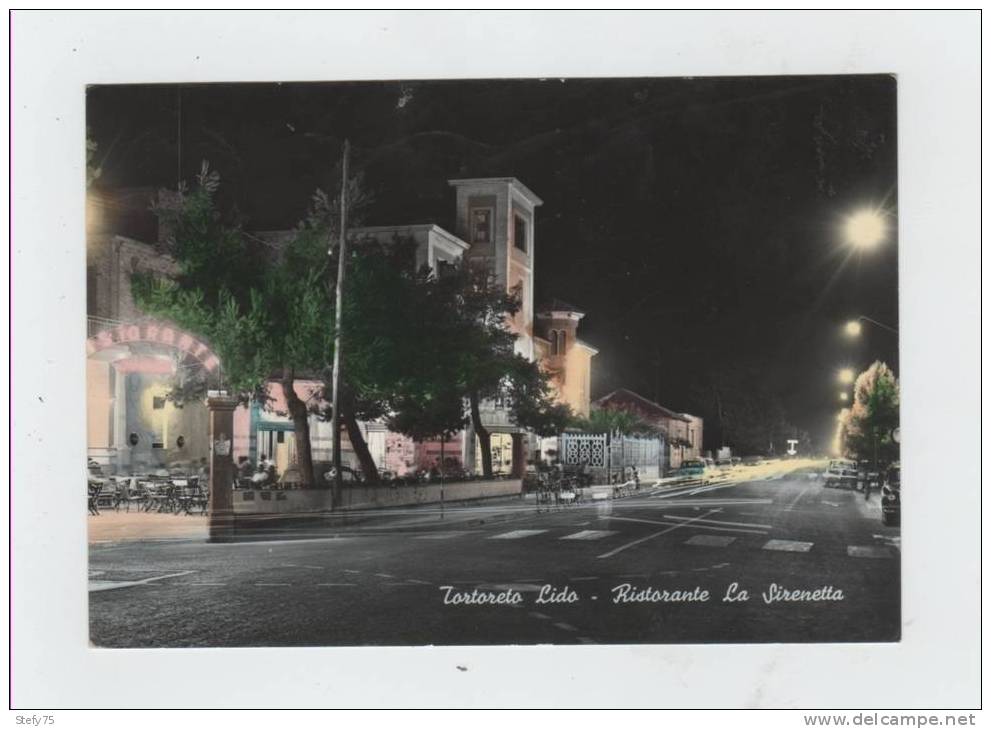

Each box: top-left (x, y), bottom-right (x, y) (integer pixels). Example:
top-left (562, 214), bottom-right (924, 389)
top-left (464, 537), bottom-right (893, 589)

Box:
top-left (86, 177), bottom-right (596, 480)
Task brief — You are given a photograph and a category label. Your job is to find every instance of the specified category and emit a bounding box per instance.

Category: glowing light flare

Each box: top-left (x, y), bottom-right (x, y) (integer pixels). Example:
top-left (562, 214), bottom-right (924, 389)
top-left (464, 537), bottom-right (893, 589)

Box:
top-left (844, 209), bottom-right (887, 249)
top-left (844, 320), bottom-right (862, 337)
top-left (839, 392), bottom-right (849, 402)
top-left (837, 368), bottom-right (855, 385)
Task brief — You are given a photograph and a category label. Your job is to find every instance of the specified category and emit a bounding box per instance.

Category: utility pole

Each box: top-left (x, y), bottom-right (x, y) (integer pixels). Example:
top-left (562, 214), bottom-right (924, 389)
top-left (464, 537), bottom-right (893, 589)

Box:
top-left (330, 140), bottom-right (349, 500)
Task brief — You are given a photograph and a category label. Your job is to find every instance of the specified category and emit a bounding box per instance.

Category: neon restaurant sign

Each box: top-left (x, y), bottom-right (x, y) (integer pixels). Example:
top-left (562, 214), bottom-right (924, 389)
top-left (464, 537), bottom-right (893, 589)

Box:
top-left (86, 322), bottom-right (221, 372)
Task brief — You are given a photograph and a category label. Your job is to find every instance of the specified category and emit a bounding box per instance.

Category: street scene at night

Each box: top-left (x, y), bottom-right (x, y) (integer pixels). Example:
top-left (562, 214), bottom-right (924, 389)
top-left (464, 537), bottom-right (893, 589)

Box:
top-left (83, 75), bottom-right (901, 647)
top-left (89, 460), bottom-right (899, 647)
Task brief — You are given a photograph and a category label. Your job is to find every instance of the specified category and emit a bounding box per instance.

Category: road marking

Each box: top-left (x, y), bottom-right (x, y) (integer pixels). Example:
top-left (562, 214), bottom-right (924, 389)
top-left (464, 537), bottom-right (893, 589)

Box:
top-left (576, 637), bottom-right (597, 644)
top-left (784, 485), bottom-right (811, 511)
top-left (255, 583), bottom-right (291, 587)
top-left (413, 532), bottom-right (468, 539)
top-left (873, 535), bottom-right (901, 549)
top-left (407, 578), bottom-right (433, 585)
top-left (374, 573), bottom-right (396, 579)
top-left (822, 501), bottom-right (840, 507)
top-left (763, 539), bottom-right (814, 553)
top-left (684, 534), bottom-right (736, 547)
top-left (282, 564), bottom-right (324, 570)
top-left (569, 576), bottom-right (600, 581)
top-left (597, 510), bottom-right (721, 559)
top-left (185, 582), bottom-right (228, 586)
top-left (606, 515), bottom-right (766, 535)
top-left (654, 481), bottom-right (738, 499)
top-left (678, 523), bottom-right (768, 535)
top-left (554, 622), bottom-right (578, 632)
top-left (88, 570), bottom-right (195, 593)
top-left (664, 514), bottom-right (772, 530)
top-left (489, 529), bottom-right (548, 540)
top-left (316, 583), bottom-right (357, 587)
top-left (343, 569), bottom-right (361, 574)
top-left (560, 530), bottom-right (617, 541)
top-left (647, 498), bottom-right (774, 507)
top-left (529, 611), bottom-right (552, 620)
top-left (847, 545), bottom-right (896, 559)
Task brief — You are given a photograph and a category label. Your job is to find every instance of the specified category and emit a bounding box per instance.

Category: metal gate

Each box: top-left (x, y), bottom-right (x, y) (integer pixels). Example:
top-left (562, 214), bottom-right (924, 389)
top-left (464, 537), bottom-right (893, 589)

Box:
top-left (559, 432), bottom-right (665, 484)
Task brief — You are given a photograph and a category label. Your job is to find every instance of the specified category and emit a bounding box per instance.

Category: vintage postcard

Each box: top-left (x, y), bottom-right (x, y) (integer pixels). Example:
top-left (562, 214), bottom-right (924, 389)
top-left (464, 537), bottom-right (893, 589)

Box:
top-left (84, 75), bottom-right (901, 647)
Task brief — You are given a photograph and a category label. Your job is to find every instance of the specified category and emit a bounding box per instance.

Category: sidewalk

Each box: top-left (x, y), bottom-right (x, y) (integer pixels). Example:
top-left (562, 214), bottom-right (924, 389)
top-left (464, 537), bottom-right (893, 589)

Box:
top-left (88, 510), bottom-right (208, 543)
top-left (87, 473), bottom-right (728, 545)
top-left (87, 494), bottom-right (538, 544)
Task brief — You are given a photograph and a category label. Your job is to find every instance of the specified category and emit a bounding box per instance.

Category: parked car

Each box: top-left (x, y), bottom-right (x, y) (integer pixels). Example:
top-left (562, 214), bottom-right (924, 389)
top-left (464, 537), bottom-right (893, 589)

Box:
top-left (824, 459), bottom-right (858, 489)
top-left (677, 459), bottom-right (707, 478)
top-left (881, 463), bottom-right (901, 526)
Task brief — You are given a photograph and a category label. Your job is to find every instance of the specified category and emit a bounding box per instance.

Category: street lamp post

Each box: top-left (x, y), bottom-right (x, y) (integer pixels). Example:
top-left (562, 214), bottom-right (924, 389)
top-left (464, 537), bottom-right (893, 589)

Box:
top-left (844, 315), bottom-right (899, 336)
top-left (330, 140), bottom-right (350, 502)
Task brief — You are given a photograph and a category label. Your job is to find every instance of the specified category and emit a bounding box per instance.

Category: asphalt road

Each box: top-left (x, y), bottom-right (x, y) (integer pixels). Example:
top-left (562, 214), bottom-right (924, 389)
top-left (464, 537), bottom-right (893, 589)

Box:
top-left (89, 465), bottom-right (900, 646)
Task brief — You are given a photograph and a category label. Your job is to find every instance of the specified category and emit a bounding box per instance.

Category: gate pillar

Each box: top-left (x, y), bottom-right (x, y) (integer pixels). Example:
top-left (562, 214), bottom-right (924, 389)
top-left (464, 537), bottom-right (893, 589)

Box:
top-left (207, 395), bottom-right (238, 542)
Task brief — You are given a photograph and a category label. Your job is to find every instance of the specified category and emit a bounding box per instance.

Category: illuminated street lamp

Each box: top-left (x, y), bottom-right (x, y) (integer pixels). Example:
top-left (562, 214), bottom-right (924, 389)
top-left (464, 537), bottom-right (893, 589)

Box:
top-left (844, 208), bottom-right (887, 249)
top-left (839, 392), bottom-right (849, 402)
top-left (838, 368), bottom-right (855, 385)
top-left (844, 315), bottom-right (899, 336)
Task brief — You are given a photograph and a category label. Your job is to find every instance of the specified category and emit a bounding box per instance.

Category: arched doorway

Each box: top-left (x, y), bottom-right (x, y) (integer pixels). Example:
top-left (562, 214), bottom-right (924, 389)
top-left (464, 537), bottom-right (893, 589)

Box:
top-left (86, 319), bottom-right (221, 475)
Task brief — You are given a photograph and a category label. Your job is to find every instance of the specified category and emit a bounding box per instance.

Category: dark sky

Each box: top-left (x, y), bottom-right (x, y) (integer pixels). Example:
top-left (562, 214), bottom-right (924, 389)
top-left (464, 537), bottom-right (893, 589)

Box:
top-left (87, 76), bottom-right (899, 451)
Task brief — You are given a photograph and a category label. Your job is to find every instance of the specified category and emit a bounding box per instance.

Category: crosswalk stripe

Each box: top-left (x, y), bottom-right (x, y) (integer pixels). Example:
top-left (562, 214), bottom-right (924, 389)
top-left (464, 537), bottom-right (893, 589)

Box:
top-left (489, 529), bottom-right (548, 540)
top-left (560, 530), bottom-right (617, 541)
top-left (847, 545), bottom-right (896, 559)
top-left (763, 539), bottom-right (813, 553)
top-left (685, 534), bottom-right (736, 547)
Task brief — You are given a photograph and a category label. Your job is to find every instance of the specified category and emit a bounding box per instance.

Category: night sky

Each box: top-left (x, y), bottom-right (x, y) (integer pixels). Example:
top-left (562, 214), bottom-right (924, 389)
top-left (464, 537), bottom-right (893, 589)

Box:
top-left (87, 76), bottom-right (899, 451)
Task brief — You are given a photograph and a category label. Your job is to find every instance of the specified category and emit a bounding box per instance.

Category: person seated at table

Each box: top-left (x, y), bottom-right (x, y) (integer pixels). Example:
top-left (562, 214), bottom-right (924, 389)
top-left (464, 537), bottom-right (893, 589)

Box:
top-left (252, 454), bottom-right (272, 487)
top-left (236, 456), bottom-right (253, 484)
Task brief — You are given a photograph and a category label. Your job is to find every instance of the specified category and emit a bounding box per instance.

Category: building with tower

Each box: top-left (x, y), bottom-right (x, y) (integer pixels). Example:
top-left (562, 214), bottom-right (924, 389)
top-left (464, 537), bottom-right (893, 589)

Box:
top-left (86, 176), bottom-right (596, 480)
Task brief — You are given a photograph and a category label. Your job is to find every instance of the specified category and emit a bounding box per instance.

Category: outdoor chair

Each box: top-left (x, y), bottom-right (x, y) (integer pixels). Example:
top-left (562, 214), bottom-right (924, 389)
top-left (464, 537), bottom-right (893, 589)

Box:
top-left (190, 485), bottom-right (209, 514)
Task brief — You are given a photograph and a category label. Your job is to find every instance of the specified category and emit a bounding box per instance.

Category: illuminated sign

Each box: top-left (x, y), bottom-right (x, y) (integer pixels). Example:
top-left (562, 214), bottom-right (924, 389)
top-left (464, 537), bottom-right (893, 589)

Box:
top-left (86, 322), bottom-right (221, 372)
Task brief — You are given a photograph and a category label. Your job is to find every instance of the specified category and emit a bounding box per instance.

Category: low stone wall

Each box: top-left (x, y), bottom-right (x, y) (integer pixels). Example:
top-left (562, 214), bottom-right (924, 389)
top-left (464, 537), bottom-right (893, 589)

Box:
top-left (231, 478), bottom-right (522, 516)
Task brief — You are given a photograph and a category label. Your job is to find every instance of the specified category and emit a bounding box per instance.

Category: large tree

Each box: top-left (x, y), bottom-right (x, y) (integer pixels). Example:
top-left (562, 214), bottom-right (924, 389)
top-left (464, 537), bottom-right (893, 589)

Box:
top-left (324, 235), bottom-right (452, 490)
top-left (134, 162), bottom-right (340, 487)
top-left (429, 265), bottom-right (571, 477)
top-left (842, 361), bottom-right (900, 465)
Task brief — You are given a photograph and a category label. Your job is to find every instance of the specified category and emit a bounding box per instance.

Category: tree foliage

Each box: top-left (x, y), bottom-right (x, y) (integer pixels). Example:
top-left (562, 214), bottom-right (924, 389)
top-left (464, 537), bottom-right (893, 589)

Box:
top-left (424, 264), bottom-right (572, 476)
top-left (571, 407), bottom-right (659, 436)
top-left (134, 162), bottom-right (572, 490)
top-left (840, 361), bottom-right (900, 464)
top-left (133, 162), bottom-right (341, 486)
top-left (690, 361), bottom-right (804, 455)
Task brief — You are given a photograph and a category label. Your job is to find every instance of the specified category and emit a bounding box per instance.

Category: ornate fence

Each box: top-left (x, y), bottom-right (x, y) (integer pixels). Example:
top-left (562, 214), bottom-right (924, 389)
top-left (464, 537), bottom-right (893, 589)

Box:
top-left (558, 432), bottom-right (666, 483)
